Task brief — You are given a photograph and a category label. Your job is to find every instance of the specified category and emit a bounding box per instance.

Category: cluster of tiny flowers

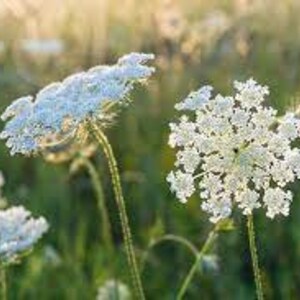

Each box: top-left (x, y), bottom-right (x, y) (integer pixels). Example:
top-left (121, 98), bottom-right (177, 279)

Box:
top-left (97, 280), bottom-right (131, 300)
top-left (0, 52), bottom-right (155, 155)
top-left (0, 206), bottom-right (49, 263)
top-left (167, 78), bottom-right (300, 223)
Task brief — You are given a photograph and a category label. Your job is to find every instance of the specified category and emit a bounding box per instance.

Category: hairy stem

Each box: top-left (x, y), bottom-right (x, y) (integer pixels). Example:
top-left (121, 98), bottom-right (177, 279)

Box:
top-left (91, 123), bottom-right (145, 300)
top-left (81, 157), bottom-right (114, 253)
top-left (247, 214), bottom-right (264, 300)
top-left (177, 225), bottom-right (219, 300)
top-left (0, 268), bottom-right (7, 300)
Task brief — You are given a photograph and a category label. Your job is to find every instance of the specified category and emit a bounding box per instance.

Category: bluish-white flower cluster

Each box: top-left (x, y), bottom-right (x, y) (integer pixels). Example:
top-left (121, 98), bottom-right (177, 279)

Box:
top-left (0, 53), bottom-right (155, 155)
top-left (167, 79), bottom-right (300, 223)
top-left (0, 206), bottom-right (49, 263)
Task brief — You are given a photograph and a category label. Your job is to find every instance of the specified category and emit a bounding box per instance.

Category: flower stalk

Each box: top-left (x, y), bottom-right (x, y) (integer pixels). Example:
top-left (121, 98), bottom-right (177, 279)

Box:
top-left (247, 214), bottom-right (264, 300)
top-left (81, 157), bottom-right (114, 253)
top-left (0, 268), bottom-right (7, 300)
top-left (91, 123), bottom-right (145, 300)
top-left (176, 224), bottom-right (219, 299)
top-left (141, 234), bottom-right (199, 273)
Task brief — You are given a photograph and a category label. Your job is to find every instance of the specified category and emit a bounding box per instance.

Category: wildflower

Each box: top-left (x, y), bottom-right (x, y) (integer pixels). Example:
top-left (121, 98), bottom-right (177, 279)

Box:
top-left (167, 78), bottom-right (300, 222)
top-left (97, 280), bottom-right (131, 300)
top-left (0, 52), bottom-right (155, 155)
top-left (0, 206), bottom-right (49, 264)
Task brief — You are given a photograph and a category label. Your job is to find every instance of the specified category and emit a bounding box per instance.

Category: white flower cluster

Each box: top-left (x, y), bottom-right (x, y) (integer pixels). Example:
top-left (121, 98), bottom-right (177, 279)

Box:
top-left (0, 52), bottom-right (155, 155)
top-left (0, 206), bottom-right (49, 263)
top-left (97, 280), bottom-right (131, 300)
top-left (167, 79), bottom-right (300, 223)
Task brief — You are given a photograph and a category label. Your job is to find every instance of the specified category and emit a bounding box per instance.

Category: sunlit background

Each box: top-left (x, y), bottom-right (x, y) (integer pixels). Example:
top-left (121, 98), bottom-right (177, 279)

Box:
top-left (1, 0), bottom-right (300, 299)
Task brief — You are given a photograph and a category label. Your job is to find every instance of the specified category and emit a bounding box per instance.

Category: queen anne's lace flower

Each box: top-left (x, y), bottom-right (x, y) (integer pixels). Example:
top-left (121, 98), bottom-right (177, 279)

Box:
top-left (0, 206), bottom-right (49, 263)
top-left (0, 53), bottom-right (155, 155)
top-left (167, 78), bottom-right (300, 223)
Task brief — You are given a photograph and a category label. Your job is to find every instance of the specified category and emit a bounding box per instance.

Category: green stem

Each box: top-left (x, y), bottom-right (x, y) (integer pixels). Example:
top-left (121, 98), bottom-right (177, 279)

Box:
top-left (1, 268), bottom-right (7, 300)
top-left (177, 225), bottom-right (219, 300)
top-left (91, 123), bottom-right (145, 300)
top-left (141, 234), bottom-right (198, 273)
top-left (81, 157), bottom-right (114, 253)
top-left (247, 214), bottom-right (264, 300)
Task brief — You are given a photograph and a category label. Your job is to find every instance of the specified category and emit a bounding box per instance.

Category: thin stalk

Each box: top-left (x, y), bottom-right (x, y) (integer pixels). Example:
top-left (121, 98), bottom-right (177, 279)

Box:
top-left (148, 234), bottom-right (199, 258)
top-left (141, 234), bottom-right (198, 272)
top-left (177, 225), bottom-right (219, 300)
top-left (247, 214), bottom-right (264, 300)
top-left (0, 268), bottom-right (7, 300)
top-left (91, 123), bottom-right (145, 300)
top-left (81, 157), bottom-right (114, 253)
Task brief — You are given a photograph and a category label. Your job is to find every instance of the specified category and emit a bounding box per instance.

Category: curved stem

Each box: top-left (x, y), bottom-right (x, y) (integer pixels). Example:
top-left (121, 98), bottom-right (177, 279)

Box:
top-left (81, 157), bottom-right (114, 253)
top-left (177, 225), bottom-right (219, 300)
top-left (247, 214), bottom-right (264, 300)
top-left (141, 234), bottom-right (198, 273)
top-left (91, 123), bottom-right (145, 300)
top-left (1, 268), bottom-right (7, 300)
top-left (150, 234), bottom-right (199, 257)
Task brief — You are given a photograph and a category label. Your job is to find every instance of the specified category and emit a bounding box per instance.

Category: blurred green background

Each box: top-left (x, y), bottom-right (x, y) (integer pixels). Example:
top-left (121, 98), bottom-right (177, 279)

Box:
top-left (1, 0), bottom-right (300, 299)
